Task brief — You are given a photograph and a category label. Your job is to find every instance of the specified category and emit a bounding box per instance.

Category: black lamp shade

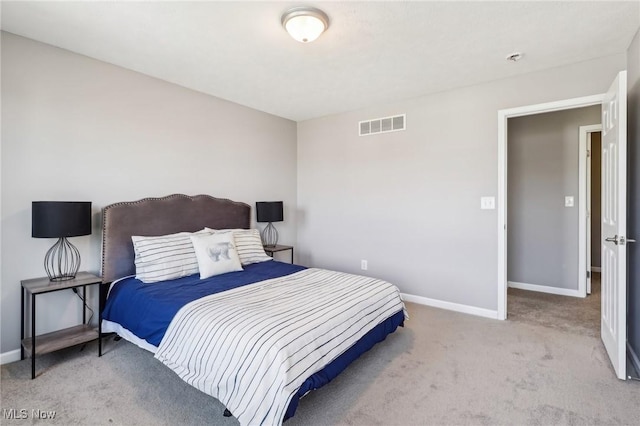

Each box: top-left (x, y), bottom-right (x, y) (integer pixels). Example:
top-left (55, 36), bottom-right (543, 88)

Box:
top-left (32, 201), bottom-right (92, 238)
top-left (256, 201), bottom-right (283, 223)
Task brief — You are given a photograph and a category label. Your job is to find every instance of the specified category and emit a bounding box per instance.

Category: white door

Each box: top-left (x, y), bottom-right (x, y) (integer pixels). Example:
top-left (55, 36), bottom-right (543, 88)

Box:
top-left (601, 70), bottom-right (627, 380)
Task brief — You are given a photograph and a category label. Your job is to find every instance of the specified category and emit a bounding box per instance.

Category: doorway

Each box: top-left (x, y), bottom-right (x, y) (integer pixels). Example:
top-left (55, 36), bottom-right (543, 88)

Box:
top-left (505, 119), bottom-right (603, 337)
top-left (503, 106), bottom-right (602, 303)
top-left (497, 94), bottom-right (605, 320)
top-left (582, 127), bottom-right (602, 295)
top-left (498, 71), bottom-right (629, 380)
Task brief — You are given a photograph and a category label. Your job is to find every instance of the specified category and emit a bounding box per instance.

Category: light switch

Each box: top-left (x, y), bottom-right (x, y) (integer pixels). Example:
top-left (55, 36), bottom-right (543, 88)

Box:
top-left (480, 196), bottom-right (495, 210)
top-left (565, 196), bottom-right (574, 207)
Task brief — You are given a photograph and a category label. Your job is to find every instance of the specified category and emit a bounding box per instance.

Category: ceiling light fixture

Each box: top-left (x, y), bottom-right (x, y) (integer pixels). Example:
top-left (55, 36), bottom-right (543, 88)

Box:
top-left (281, 7), bottom-right (329, 43)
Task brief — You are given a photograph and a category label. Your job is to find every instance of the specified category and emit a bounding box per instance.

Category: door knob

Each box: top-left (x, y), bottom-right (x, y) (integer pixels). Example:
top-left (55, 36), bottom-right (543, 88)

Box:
top-left (605, 235), bottom-right (619, 244)
top-left (606, 235), bottom-right (637, 245)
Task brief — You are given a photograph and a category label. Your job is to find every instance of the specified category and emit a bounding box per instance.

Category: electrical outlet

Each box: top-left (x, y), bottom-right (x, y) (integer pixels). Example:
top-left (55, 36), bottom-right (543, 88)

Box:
top-left (361, 260), bottom-right (368, 270)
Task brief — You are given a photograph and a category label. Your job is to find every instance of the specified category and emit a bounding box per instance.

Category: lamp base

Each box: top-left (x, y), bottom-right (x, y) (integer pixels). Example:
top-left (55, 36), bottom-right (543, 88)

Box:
top-left (49, 275), bottom-right (76, 282)
top-left (44, 237), bottom-right (81, 281)
top-left (261, 223), bottom-right (279, 247)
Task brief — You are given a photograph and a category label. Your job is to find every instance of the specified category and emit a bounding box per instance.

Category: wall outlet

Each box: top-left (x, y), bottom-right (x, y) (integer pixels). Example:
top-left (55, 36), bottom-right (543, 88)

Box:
top-left (361, 260), bottom-right (368, 270)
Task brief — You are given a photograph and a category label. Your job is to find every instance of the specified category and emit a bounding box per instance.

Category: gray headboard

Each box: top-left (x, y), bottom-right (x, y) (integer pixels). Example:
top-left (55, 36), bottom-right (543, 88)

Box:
top-left (101, 194), bottom-right (251, 283)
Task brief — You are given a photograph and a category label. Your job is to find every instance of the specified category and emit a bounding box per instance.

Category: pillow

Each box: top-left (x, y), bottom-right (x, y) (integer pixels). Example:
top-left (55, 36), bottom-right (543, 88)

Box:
top-left (131, 230), bottom-right (212, 283)
top-left (204, 228), bottom-right (272, 266)
top-left (190, 232), bottom-right (243, 279)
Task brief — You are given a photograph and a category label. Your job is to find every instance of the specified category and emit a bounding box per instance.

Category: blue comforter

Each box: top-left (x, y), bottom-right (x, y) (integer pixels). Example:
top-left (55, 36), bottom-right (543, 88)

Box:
top-left (102, 260), bottom-right (306, 347)
top-left (102, 260), bottom-right (405, 422)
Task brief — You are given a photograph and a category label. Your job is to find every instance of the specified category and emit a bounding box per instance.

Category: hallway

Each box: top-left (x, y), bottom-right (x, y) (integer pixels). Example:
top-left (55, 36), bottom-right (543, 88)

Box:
top-left (507, 274), bottom-right (601, 338)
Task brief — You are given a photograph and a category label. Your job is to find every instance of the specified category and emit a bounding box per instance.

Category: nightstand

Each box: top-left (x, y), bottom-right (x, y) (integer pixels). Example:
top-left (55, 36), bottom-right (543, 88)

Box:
top-left (21, 272), bottom-right (101, 379)
top-left (264, 245), bottom-right (294, 264)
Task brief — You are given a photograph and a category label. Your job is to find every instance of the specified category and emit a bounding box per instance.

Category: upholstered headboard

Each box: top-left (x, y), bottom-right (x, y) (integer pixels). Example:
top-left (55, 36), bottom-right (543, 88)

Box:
top-left (101, 194), bottom-right (251, 283)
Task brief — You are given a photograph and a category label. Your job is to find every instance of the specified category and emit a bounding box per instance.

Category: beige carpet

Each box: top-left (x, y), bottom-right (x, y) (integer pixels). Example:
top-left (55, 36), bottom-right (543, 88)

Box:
top-left (507, 274), bottom-right (601, 339)
top-left (2, 276), bottom-right (640, 425)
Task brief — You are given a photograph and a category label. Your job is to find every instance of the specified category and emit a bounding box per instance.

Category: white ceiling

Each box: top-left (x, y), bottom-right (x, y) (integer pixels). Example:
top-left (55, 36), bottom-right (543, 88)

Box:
top-left (2, 1), bottom-right (639, 121)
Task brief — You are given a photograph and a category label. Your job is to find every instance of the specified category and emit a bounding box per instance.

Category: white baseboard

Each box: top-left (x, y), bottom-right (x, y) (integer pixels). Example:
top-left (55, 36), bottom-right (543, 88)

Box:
top-left (628, 342), bottom-right (640, 379)
top-left (0, 349), bottom-right (21, 365)
top-left (401, 293), bottom-right (499, 320)
top-left (508, 281), bottom-right (582, 297)
top-left (591, 267), bottom-right (601, 273)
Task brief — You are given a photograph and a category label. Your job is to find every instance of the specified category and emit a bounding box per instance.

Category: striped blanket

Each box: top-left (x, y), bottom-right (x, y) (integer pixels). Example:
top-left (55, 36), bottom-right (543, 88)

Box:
top-left (154, 268), bottom-right (406, 426)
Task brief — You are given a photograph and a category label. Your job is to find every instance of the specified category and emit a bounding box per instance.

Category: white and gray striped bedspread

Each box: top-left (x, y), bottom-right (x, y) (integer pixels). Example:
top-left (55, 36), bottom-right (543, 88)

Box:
top-left (154, 268), bottom-right (406, 426)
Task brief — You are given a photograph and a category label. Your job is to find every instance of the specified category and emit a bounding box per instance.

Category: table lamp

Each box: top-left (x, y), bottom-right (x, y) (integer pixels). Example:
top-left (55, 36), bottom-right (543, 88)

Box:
top-left (32, 201), bottom-right (92, 281)
top-left (256, 201), bottom-right (283, 247)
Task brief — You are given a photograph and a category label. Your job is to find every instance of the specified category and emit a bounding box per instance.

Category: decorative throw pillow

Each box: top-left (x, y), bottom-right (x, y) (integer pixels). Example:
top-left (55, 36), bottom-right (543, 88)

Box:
top-left (190, 232), bottom-right (243, 279)
top-left (204, 228), bottom-right (273, 266)
top-left (132, 230), bottom-right (212, 283)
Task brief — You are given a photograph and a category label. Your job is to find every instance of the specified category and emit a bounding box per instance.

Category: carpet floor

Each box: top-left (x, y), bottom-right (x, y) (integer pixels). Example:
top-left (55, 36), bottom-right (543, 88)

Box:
top-left (2, 276), bottom-right (639, 425)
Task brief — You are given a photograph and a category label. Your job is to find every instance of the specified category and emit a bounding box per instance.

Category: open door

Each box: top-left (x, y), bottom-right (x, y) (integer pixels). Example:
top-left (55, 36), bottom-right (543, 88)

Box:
top-left (601, 70), bottom-right (627, 380)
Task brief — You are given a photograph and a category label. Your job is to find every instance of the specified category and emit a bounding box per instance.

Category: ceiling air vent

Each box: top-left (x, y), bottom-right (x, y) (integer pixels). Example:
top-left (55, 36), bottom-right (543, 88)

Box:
top-left (359, 114), bottom-right (406, 136)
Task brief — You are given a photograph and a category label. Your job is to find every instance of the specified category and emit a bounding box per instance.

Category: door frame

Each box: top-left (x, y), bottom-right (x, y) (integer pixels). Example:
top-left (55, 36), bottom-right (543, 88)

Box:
top-left (579, 124), bottom-right (602, 297)
top-left (497, 94), bottom-right (604, 320)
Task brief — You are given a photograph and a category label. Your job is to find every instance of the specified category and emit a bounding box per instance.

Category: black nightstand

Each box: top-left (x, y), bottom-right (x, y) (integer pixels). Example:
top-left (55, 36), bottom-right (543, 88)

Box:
top-left (264, 245), bottom-right (294, 264)
top-left (21, 272), bottom-right (101, 379)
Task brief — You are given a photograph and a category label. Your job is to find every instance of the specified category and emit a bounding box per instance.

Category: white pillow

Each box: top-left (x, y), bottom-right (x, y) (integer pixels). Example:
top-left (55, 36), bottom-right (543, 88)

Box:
top-left (131, 230), bottom-right (212, 283)
top-left (190, 232), bottom-right (243, 279)
top-left (204, 228), bottom-right (273, 266)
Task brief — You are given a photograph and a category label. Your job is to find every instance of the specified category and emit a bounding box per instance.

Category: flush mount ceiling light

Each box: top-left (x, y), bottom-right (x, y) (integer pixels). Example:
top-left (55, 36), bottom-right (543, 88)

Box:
top-left (281, 7), bottom-right (329, 43)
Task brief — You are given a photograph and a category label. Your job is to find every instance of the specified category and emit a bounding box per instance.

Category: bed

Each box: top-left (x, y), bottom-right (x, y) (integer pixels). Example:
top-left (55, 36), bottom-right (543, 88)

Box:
top-left (99, 194), bottom-right (406, 426)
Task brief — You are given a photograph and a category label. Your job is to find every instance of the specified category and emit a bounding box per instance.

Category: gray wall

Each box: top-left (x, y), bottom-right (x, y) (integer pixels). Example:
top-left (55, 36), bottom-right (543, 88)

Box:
top-left (507, 106), bottom-right (601, 290)
top-left (0, 33), bottom-right (298, 354)
top-left (627, 28), bottom-right (640, 367)
top-left (591, 132), bottom-right (602, 269)
top-left (297, 54), bottom-right (625, 311)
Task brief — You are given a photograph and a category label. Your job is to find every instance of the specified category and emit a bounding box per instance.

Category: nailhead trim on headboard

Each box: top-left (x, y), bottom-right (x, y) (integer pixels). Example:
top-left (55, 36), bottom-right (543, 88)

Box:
top-left (101, 194), bottom-right (251, 283)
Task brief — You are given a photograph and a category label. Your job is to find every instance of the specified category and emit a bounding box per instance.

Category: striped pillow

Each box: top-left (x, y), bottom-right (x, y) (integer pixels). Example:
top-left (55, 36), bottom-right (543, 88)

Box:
top-left (132, 230), bottom-right (212, 283)
top-left (205, 228), bottom-right (272, 266)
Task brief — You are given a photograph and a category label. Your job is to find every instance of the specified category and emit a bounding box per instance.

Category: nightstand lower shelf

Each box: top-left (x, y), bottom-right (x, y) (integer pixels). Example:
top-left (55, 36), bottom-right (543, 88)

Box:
top-left (21, 324), bottom-right (98, 358)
